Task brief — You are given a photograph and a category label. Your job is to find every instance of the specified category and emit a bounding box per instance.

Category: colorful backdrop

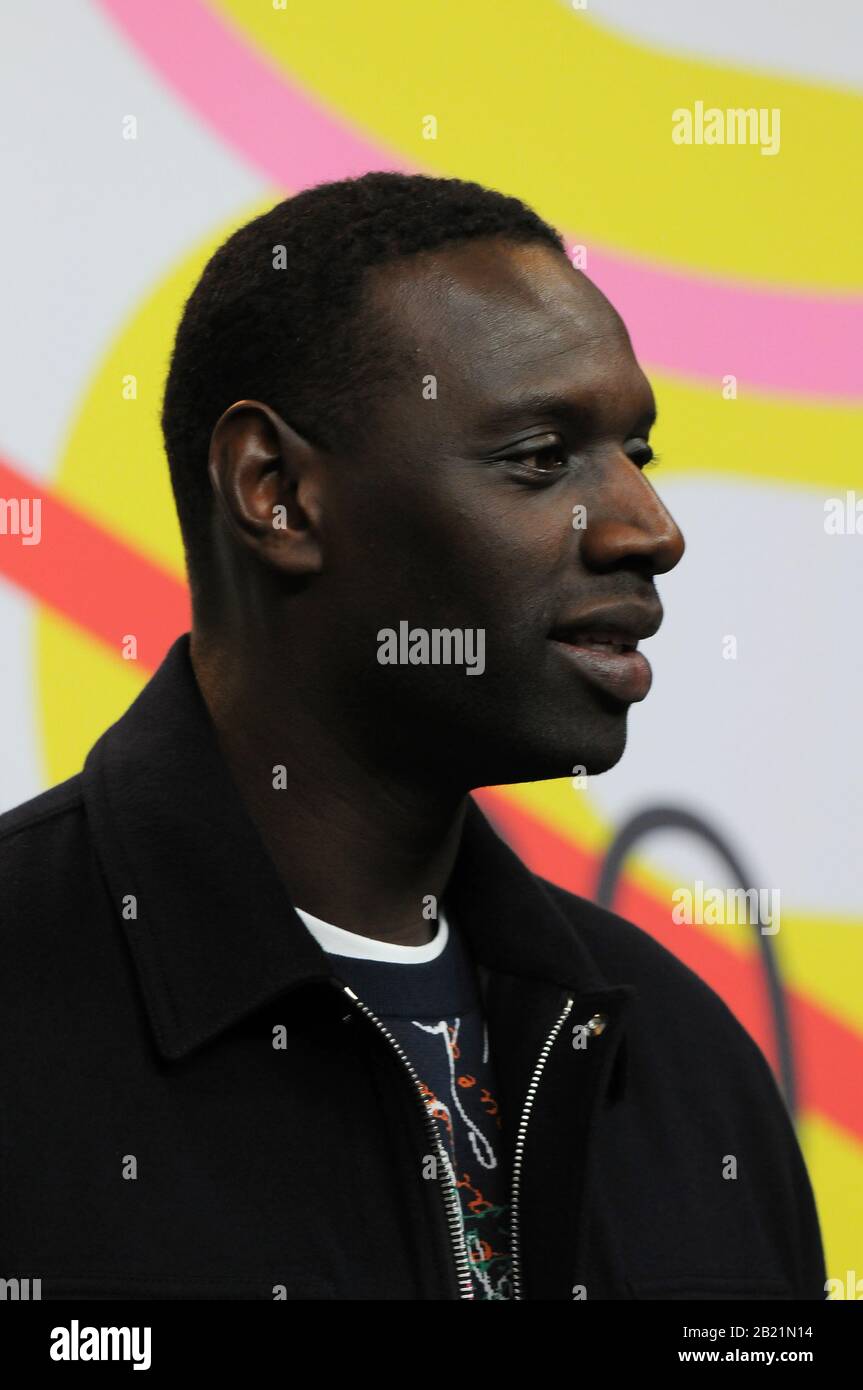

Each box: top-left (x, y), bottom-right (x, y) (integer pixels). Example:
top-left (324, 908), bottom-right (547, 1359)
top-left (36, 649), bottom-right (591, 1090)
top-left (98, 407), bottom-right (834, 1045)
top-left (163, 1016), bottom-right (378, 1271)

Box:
top-left (1, 0), bottom-right (860, 1292)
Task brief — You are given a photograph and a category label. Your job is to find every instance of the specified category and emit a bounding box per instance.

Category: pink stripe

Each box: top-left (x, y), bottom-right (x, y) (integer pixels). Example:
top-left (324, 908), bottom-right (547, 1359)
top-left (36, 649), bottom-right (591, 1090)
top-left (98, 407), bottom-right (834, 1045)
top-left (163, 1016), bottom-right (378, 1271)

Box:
top-left (584, 249), bottom-right (863, 400)
top-left (96, 0), bottom-right (863, 400)
top-left (97, 0), bottom-right (411, 185)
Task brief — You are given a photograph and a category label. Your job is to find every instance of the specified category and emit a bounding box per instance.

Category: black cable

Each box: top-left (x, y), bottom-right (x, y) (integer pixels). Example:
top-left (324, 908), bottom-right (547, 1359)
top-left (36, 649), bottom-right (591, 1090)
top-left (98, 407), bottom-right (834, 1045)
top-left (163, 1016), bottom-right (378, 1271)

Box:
top-left (595, 805), bottom-right (797, 1120)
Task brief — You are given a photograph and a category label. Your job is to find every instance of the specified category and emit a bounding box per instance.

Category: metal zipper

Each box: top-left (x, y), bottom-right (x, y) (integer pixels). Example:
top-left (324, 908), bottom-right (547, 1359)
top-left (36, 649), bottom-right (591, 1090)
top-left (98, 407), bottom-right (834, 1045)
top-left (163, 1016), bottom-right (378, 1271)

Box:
top-left (336, 981), bottom-right (476, 1300)
top-left (510, 995), bottom-right (575, 1300)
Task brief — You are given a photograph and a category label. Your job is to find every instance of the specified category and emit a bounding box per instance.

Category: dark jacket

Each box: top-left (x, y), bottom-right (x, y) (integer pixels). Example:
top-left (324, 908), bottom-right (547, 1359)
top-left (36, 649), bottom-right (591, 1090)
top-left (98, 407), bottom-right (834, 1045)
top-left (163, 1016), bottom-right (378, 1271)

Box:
top-left (0, 635), bottom-right (826, 1300)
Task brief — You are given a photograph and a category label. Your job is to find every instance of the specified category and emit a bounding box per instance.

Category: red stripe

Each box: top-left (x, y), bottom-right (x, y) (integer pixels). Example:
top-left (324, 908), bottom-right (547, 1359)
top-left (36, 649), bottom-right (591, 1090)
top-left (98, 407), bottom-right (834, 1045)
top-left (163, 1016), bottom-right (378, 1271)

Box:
top-left (0, 456), bottom-right (190, 668)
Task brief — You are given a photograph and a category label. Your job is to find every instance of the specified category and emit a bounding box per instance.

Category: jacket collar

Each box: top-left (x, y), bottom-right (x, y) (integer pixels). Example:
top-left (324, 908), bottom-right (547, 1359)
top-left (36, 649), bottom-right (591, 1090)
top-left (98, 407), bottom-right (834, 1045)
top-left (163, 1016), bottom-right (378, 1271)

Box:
top-left (83, 634), bottom-right (632, 1070)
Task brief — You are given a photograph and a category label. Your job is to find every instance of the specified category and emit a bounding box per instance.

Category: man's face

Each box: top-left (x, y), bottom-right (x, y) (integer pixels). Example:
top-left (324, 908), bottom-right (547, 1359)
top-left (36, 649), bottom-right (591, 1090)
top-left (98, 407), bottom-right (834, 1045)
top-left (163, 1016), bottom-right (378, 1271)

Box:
top-left (313, 237), bottom-right (685, 788)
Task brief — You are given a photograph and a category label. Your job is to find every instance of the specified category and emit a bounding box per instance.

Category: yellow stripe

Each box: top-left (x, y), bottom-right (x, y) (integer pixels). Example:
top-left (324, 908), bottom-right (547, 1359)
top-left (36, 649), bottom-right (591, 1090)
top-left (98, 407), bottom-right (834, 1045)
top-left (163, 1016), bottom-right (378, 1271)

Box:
top-left (37, 615), bottom-right (147, 785)
top-left (212, 0), bottom-right (863, 288)
top-left (798, 1116), bottom-right (863, 1291)
top-left (649, 375), bottom-right (862, 494)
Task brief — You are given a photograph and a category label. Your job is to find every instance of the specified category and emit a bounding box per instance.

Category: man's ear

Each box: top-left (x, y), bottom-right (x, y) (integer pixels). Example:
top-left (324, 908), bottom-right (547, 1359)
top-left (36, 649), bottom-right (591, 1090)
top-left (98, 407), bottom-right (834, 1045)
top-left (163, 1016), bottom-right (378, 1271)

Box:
top-left (207, 399), bottom-right (325, 575)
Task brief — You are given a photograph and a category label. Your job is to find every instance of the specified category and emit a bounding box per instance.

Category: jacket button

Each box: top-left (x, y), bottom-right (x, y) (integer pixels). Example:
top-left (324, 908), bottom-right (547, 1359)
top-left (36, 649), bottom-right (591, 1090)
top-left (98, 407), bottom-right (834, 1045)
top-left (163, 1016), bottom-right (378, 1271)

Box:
top-left (586, 1013), bottom-right (607, 1036)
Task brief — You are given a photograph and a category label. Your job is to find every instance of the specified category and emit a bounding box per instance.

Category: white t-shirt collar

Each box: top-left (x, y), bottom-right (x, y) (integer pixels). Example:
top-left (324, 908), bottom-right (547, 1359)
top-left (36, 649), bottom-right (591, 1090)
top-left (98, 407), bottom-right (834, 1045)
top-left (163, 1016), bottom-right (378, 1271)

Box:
top-left (293, 903), bottom-right (449, 964)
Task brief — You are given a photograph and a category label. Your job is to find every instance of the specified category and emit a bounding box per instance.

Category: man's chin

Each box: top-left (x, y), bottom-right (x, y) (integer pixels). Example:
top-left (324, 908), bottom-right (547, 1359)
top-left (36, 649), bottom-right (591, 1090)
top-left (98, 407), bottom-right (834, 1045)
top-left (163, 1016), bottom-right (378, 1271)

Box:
top-left (471, 720), bottom-right (629, 790)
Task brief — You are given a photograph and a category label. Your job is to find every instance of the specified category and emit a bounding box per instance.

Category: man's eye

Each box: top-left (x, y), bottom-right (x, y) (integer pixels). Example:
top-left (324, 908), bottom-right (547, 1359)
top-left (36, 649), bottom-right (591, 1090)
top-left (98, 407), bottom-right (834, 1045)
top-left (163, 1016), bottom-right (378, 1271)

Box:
top-left (627, 438), bottom-right (660, 469)
top-left (508, 444), bottom-right (568, 474)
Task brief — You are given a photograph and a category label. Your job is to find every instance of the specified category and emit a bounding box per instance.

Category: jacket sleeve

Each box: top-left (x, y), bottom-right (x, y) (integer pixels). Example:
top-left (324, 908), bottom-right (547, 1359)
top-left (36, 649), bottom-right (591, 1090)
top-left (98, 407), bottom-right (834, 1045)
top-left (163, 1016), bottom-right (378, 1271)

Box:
top-left (738, 1025), bottom-right (829, 1300)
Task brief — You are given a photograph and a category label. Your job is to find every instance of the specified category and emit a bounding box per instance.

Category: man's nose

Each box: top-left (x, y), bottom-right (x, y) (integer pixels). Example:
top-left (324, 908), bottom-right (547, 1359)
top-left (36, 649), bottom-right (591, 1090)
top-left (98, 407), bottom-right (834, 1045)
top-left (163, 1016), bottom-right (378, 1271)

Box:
top-left (579, 460), bottom-right (685, 576)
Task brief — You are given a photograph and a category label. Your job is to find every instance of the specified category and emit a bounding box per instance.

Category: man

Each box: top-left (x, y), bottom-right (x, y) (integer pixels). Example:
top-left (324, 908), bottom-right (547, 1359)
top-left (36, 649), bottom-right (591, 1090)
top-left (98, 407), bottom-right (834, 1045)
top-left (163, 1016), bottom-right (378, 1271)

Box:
top-left (0, 172), bottom-right (825, 1300)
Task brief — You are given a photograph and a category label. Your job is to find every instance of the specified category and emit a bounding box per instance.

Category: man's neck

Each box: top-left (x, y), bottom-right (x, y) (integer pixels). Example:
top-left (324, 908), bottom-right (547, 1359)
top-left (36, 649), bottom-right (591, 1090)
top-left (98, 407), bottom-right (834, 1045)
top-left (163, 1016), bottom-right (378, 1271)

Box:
top-left (190, 633), bottom-right (468, 948)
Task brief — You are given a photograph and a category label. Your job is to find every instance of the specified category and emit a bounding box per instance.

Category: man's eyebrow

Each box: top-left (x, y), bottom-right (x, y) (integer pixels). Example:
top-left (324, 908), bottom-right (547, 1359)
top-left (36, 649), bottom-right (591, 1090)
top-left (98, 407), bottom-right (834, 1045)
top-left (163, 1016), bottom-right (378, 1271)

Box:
top-left (475, 389), bottom-right (592, 432)
top-left (475, 390), bottom-right (658, 434)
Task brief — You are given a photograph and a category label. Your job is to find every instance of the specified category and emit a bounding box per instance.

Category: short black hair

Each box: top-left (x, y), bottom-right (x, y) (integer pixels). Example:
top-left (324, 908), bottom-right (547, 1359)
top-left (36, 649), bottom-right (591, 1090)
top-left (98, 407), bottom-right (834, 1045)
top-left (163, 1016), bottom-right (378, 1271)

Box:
top-left (160, 171), bottom-right (566, 583)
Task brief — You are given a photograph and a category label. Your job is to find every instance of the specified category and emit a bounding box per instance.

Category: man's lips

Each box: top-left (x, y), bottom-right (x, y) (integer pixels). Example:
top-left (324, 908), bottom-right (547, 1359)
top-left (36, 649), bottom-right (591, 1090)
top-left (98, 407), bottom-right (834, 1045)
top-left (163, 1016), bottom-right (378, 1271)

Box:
top-left (553, 628), bottom-right (637, 655)
top-left (547, 602), bottom-right (663, 703)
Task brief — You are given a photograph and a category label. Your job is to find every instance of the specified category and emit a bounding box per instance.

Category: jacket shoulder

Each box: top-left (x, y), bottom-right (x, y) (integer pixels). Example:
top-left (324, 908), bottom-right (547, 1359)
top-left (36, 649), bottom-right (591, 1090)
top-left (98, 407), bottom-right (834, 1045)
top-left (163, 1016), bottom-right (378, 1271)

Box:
top-left (0, 777), bottom-right (92, 949)
top-left (537, 875), bottom-right (827, 1298)
top-left (0, 775), bottom-right (85, 846)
